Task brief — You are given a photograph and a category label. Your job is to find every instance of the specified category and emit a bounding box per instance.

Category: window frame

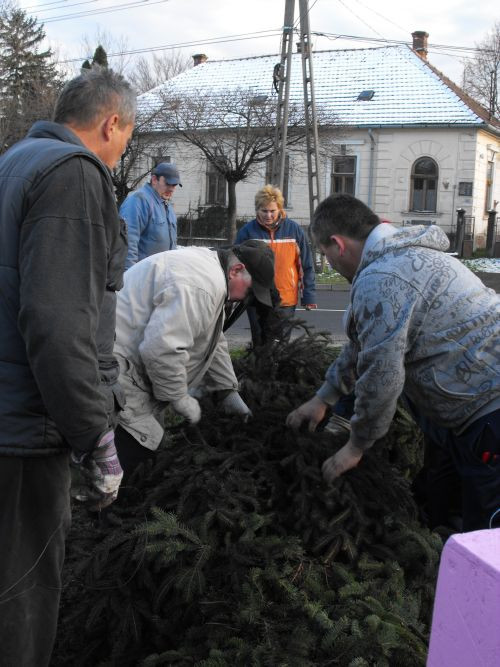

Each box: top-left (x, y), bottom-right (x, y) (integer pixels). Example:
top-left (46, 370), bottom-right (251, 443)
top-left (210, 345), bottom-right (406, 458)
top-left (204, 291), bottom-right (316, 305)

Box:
top-left (330, 154), bottom-right (357, 196)
top-left (485, 159), bottom-right (495, 213)
top-left (410, 157), bottom-right (438, 213)
top-left (205, 161), bottom-right (227, 206)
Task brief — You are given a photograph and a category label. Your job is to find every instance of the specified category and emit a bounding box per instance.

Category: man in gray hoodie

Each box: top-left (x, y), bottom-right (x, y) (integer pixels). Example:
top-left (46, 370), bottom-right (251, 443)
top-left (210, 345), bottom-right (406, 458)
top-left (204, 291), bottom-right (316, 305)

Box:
top-left (287, 194), bottom-right (500, 531)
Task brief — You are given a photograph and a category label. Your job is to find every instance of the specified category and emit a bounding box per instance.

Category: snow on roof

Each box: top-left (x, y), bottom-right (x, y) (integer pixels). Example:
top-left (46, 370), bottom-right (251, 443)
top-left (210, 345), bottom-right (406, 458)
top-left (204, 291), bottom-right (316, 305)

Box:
top-left (138, 44), bottom-right (492, 129)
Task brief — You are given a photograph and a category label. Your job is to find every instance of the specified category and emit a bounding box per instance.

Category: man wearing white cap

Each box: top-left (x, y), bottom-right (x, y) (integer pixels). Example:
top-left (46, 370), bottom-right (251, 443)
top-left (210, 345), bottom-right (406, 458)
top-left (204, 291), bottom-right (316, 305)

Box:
top-left (120, 161), bottom-right (181, 268)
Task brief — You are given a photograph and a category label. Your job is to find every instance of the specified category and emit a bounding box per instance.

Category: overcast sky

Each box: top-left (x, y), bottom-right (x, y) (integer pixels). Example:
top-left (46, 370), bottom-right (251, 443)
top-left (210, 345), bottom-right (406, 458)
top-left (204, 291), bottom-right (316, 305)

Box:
top-left (19, 0), bottom-right (498, 85)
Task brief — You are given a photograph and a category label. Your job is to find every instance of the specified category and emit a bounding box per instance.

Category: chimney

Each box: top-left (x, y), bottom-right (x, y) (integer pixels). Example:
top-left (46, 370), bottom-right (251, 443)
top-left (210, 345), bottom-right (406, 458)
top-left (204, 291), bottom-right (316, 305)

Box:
top-left (192, 53), bottom-right (208, 66)
top-left (412, 31), bottom-right (429, 60)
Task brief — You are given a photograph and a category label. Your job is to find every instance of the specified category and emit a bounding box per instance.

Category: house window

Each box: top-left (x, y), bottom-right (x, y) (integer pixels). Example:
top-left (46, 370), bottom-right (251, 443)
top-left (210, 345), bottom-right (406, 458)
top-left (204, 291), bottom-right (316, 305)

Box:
top-left (330, 156), bottom-right (357, 195)
top-left (206, 162), bottom-right (226, 205)
top-left (265, 154), bottom-right (290, 206)
top-left (485, 160), bottom-right (494, 212)
top-left (410, 157), bottom-right (438, 212)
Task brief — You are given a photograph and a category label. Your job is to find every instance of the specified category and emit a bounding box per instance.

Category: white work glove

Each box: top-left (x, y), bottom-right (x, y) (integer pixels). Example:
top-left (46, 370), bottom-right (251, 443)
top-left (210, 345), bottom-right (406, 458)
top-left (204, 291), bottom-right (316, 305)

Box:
top-left (220, 391), bottom-right (253, 421)
top-left (71, 431), bottom-right (123, 511)
top-left (188, 385), bottom-right (207, 401)
top-left (172, 395), bottom-right (201, 424)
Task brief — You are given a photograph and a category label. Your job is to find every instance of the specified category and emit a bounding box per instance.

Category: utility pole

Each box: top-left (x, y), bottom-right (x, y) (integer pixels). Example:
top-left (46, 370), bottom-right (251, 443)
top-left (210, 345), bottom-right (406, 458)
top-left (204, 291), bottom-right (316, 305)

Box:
top-left (271, 0), bottom-right (322, 252)
top-left (297, 0), bottom-right (322, 224)
top-left (270, 0), bottom-right (295, 190)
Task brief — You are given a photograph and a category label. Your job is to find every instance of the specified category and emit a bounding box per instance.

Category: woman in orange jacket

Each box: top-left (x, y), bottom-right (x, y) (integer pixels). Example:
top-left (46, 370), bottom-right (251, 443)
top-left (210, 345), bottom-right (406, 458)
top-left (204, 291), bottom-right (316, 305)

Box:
top-left (236, 184), bottom-right (316, 346)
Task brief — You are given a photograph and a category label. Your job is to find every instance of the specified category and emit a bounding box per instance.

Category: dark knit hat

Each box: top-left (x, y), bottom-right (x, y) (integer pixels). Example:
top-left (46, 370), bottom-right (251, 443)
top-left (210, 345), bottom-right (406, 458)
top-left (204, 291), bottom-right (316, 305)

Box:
top-left (232, 240), bottom-right (275, 307)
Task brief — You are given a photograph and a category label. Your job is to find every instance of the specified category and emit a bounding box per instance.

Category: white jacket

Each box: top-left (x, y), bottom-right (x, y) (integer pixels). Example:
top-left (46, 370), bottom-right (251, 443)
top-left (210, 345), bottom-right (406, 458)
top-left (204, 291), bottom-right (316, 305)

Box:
top-left (114, 247), bottom-right (238, 449)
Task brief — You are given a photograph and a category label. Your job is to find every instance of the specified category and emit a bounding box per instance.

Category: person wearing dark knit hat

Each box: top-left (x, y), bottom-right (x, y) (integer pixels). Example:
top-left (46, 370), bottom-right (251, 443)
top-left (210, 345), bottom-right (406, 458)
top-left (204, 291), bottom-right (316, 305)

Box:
top-left (120, 161), bottom-right (182, 269)
top-left (113, 241), bottom-right (274, 478)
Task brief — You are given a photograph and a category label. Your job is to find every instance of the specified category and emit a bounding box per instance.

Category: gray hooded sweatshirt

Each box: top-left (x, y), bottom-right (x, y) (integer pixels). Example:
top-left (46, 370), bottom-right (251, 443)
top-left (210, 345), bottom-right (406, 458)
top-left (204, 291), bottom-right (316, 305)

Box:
top-left (317, 224), bottom-right (500, 450)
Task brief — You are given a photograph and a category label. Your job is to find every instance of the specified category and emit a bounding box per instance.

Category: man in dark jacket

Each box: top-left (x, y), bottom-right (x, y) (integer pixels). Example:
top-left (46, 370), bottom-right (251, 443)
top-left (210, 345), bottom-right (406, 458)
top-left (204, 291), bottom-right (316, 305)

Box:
top-left (0, 68), bottom-right (136, 665)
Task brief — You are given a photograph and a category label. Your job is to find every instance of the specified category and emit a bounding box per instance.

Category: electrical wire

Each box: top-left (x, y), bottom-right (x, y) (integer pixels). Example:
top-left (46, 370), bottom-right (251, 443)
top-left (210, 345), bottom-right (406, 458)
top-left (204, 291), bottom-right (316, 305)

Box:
top-left (56, 30), bottom-right (490, 67)
top-left (335, 0), bottom-right (386, 40)
top-left (42, 0), bottom-right (170, 23)
top-left (57, 29), bottom-right (283, 63)
top-left (30, 0), bottom-right (104, 15)
top-left (352, 0), bottom-right (407, 36)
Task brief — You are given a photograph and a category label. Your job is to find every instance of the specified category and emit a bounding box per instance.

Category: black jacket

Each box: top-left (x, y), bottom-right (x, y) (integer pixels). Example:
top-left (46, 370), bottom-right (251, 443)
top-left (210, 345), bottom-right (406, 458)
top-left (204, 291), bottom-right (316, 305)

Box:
top-left (0, 121), bottom-right (127, 456)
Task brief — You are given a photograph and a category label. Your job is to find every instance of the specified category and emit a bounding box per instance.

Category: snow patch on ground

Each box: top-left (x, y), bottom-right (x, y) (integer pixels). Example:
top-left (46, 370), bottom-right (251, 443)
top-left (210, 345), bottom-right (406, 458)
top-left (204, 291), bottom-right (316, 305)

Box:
top-left (460, 258), bottom-right (500, 273)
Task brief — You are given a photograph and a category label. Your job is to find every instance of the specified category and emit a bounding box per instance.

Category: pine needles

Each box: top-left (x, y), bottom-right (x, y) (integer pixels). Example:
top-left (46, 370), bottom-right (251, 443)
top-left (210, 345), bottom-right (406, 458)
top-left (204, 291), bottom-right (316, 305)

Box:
top-left (53, 330), bottom-right (441, 667)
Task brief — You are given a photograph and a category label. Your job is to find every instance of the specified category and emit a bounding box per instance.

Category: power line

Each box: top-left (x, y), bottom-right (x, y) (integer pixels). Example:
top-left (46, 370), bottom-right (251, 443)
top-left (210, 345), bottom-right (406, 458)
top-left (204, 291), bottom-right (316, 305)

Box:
top-left (52, 23), bottom-right (492, 67)
top-left (30, 0), bottom-right (104, 15)
top-left (22, 0), bottom-right (78, 9)
top-left (57, 29), bottom-right (283, 63)
top-left (316, 31), bottom-right (494, 55)
top-left (42, 0), bottom-right (170, 23)
top-left (352, 0), bottom-right (407, 36)
top-left (335, 0), bottom-right (386, 40)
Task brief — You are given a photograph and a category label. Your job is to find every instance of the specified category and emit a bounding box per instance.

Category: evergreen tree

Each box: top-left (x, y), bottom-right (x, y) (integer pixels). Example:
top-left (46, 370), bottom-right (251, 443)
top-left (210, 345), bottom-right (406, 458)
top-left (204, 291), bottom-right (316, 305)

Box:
top-left (92, 44), bottom-right (108, 68)
top-left (0, 6), bottom-right (61, 152)
top-left (81, 44), bottom-right (109, 71)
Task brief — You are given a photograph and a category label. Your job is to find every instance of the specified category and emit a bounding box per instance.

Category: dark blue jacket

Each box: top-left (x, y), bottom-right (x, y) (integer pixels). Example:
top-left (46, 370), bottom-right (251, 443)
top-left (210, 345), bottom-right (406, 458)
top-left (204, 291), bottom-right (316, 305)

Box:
top-left (0, 121), bottom-right (127, 456)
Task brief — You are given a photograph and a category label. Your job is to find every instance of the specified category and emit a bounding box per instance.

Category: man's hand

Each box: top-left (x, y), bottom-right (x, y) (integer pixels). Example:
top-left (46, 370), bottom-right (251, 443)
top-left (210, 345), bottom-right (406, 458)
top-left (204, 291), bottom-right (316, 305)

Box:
top-left (71, 431), bottom-right (123, 511)
top-left (172, 395), bottom-right (201, 424)
top-left (321, 440), bottom-right (364, 483)
top-left (286, 395), bottom-right (328, 432)
top-left (220, 390), bottom-right (252, 421)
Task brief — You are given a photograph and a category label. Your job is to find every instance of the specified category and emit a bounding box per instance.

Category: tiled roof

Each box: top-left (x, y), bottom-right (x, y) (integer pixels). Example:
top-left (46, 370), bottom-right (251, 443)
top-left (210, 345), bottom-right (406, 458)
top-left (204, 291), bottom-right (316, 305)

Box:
top-left (139, 44), bottom-right (499, 130)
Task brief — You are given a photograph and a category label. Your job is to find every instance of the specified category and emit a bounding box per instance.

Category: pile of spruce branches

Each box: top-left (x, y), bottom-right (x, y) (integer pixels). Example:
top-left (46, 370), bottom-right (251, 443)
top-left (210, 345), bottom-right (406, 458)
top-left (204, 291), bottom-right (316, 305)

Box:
top-left (53, 329), bottom-right (442, 667)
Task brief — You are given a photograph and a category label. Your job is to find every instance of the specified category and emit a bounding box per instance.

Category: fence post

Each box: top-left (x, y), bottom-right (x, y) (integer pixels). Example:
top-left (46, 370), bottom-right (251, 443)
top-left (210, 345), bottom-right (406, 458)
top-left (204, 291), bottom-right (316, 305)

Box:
top-left (486, 209), bottom-right (497, 258)
top-left (455, 208), bottom-right (466, 256)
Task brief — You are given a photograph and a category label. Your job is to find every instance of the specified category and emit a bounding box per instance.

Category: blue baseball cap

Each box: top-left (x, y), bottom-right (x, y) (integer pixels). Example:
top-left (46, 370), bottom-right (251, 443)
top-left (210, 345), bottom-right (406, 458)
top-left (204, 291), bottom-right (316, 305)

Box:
top-left (152, 162), bottom-right (182, 187)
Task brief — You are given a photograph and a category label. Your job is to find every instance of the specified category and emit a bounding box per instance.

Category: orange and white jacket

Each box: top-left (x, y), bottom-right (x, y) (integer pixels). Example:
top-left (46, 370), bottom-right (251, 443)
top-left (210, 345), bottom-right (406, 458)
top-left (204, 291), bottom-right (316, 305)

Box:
top-left (236, 217), bottom-right (316, 307)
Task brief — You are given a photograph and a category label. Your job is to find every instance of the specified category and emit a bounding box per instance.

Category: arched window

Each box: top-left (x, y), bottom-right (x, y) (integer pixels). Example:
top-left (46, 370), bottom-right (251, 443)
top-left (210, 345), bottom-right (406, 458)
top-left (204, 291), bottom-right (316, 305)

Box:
top-left (410, 157), bottom-right (438, 212)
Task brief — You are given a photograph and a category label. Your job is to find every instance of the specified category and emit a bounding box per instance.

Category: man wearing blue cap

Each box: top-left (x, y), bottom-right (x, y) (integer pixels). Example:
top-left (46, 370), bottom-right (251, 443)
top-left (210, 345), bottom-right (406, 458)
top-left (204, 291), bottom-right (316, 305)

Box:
top-left (120, 161), bottom-right (182, 268)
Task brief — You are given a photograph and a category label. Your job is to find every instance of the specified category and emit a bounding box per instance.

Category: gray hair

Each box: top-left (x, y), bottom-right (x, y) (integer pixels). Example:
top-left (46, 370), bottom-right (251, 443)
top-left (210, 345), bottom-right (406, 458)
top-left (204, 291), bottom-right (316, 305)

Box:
top-left (53, 68), bottom-right (136, 129)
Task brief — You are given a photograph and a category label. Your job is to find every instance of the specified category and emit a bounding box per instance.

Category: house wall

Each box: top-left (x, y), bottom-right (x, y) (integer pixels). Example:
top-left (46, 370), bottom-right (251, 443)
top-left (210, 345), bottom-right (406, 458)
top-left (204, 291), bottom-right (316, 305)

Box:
top-left (473, 130), bottom-right (500, 245)
top-left (140, 127), bottom-right (500, 245)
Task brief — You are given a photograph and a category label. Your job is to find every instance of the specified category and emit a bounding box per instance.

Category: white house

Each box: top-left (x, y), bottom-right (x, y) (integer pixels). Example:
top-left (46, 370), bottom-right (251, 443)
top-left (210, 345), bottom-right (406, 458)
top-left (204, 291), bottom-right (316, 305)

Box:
top-left (137, 31), bottom-right (500, 248)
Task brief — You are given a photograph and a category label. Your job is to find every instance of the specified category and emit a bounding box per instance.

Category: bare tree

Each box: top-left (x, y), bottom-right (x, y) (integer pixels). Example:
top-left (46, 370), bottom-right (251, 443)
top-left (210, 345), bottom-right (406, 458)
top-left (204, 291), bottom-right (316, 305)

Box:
top-left (77, 28), bottom-right (132, 76)
top-left (113, 105), bottom-right (172, 205)
top-left (462, 22), bottom-right (500, 118)
top-left (128, 51), bottom-right (191, 94)
top-left (111, 52), bottom-right (190, 202)
top-left (151, 87), bottom-right (339, 241)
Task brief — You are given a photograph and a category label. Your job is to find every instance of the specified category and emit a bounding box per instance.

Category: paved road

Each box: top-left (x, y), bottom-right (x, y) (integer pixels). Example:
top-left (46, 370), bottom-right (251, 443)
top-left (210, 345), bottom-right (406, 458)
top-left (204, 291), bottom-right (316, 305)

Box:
top-left (226, 286), bottom-right (350, 348)
top-left (225, 271), bottom-right (500, 349)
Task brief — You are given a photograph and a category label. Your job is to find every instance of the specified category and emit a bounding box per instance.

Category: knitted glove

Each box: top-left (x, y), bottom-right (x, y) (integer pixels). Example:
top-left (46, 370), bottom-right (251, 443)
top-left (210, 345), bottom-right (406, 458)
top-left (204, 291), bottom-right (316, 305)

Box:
top-left (172, 395), bottom-right (201, 424)
top-left (220, 391), bottom-right (253, 421)
top-left (71, 431), bottom-right (123, 511)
